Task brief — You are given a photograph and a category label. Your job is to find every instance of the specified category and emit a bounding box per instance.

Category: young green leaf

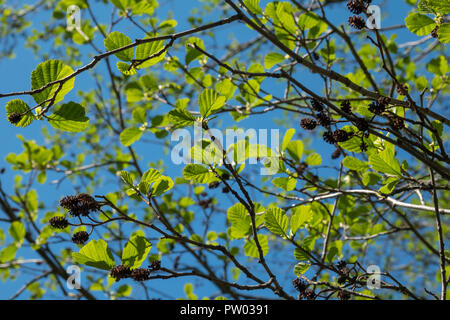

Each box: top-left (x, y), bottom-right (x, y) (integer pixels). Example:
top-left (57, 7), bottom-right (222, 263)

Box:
top-left (272, 177), bottom-right (297, 191)
top-left (198, 89), bottom-right (226, 118)
top-left (244, 234), bottom-right (269, 258)
top-left (405, 12), bottom-right (436, 36)
top-left (120, 127), bottom-right (144, 146)
top-left (72, 239), bottom-right (115, 270)
top-left (290, 205), bottom-right (312, 235)
top-left (9, 221), bottom-right (26, 243)
top-left (342, 156), bottom-right (369, 172)
top-left (104, 31), bottom-right (134, 61)
top-left (31, 60), bottom-right (75, 106)
top-left (264, 52), bottom-right (285, 69)
top-left (182, 164), bottom-right (218, 184)
top-left (121, 231), bottom-right (152, 269)
top-left (264, 207), bottom-right (288, 237)
top-left (135, 39), bottom-right (166, 68)
top-left (47, 102), bottom-right (89, 132)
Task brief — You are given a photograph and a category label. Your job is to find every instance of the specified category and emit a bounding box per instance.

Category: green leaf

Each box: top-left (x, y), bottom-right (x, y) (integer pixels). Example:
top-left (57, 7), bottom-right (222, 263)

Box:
top-left (369, 147), bottom-right (402, 176)
top-left (31, 60), bottom-right (75, 106)
top-left (185, 37), bottom-right (205, 65)
top-left (379, 178), bottom-right (400, 194)
top-left (120, 171), bottom-right (134, 186)
top-left (244, 235), bottom-right (269, 258)
top-left (227, 203), bottom-right (252, 239)
top-left (272, 177), bottom-right (296, 191)
top-left (290, 205), bottom-right (312, 235)
top-left (72, 239), bottom-right (115, 270)
top-left (426, 56), bottom-right (448, 76)
top-left (0, 244), bottom-right (18, 262)
top-left (294, 262), bottom-right (311, 275)
top-left (120, 127), bottom-right (144, 146)
top-left (121, 230), bottom-right (152, 269)
top-left (264, 52), bottom-right (285, 69)
top-left (168, 108), bottom-right (197, 127)
top-left (152, 176), bottom-right (174, 196)
top-left (427, 0), bottom-right (450, 14)
top-left (264, 207), bottom-right (288, 237)
top-left (47, 102), bottom-right (89, 132)
top-left (9, 221), bottom-right (26, 242)
top-left (281, 128), bottom-right (295, 152)
top-left (182, 164), bottom-right (218, 184)
top-left (437, 23), bottom-right (450, 43)
top-left (294, 248), bottom-right (310, 261)
top-left (417, 0), bottom-right (436, 13)
top-left (135, 39), bottom-right (166, 68)
top-left (342, 156), bottom-right (369, 172)
top-left (362, 172), bottom-right (381, 186)
top-left (286, 140), bottom-right (304, 162)
top-left (141, 168), bottom-right (162, 184)
top-left (305, 153), bottom-right (322, 166)
top-left (117, 61), bottom-right (137, 75)
top-left (244, 0), bottom-right (262, 14)
top-left (405, 12), bottom-right (436, 36)
top-left (5, 99), bottom-right (34, 127)
top-left (198, 89), bottom-right (226, 118)
top-left (297, 12), bottom-right (321, 30)
top-left (104, 31), bottom-right (134, 61)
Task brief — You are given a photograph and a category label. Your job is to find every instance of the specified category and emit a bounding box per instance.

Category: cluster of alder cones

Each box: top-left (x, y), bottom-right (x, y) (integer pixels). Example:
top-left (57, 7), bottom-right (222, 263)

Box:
top-left (300, 95), bottom-right (406, 157)
top-left (346, 0), bottom-right (372, 30)
top-left (49, 193), bottom-right (104, 245)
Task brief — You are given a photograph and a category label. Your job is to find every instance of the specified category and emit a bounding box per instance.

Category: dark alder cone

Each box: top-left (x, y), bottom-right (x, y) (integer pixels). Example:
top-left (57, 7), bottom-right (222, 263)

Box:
top-left (331, 148), bottom-right (342, 160)
top-left (49, 216), bottom-right (69, 229)
top-left (316, 112), bottom-right (331, 127)
top-left (377, 96), bottom-right (390, 106)
top-left (301, 288), bottom-right (316, 300)
top-left (337, 290), bottom-right (351, 300)
top-left (292, 278), bottom-right (308, 292)
top-left (131, 268), bottom-right (151, 281)
top-left (296, 162), bottom-right (308, 175)
top-left (346, 0), bottom-right (365, 14)
top-left (396, 83), bottom-right (409, 96)
top-left (208, 181), bottom-right (220, 189)
top-left (300, 118), bottom-right (317, 130)
top-left (222, 186), bottom-right (230, 194)
top-left (390, 116), bottom-right (404, 130)
top-left (336, 261), bottom-right (351, 284)
top-left (312, 52), bottom-right (320, 61)
top-left (110, 265), bottom-right (132, 281)
top-left (310, 98), bottom-right (324, 112)
top-left (323, 131), bottom-right (336, 144)
top-left (431, 25), bottom-right (439, 38)
top-left (200, 192), bottom-right (207, 197)
top-left (348, 15), bottom-right (366, 30)
top-left (354, 117), bottom-right (369, 132)
top-left (8, 112), bottom-right (22, 125)
top-left (198, 198), bottom-right (212, 209)
top-left (333, 129), bottom-right (351, 143)
top-left (149, 260), bottom-right (161, 271)
top-left (368, 101), bottom-right (385, 115)
top-left (340, 100), bottom-right (352, 114)
top-left (221, 173), bottom-right (231, 180)
top-left (60, 193), bottom-right (100, 217)
top-left (72, 231), bottom-right (89, 245)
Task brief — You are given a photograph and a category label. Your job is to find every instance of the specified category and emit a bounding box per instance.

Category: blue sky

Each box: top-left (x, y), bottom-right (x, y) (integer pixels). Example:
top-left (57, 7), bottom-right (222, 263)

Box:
top-left (0, 0), bottom-right (429, 299)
